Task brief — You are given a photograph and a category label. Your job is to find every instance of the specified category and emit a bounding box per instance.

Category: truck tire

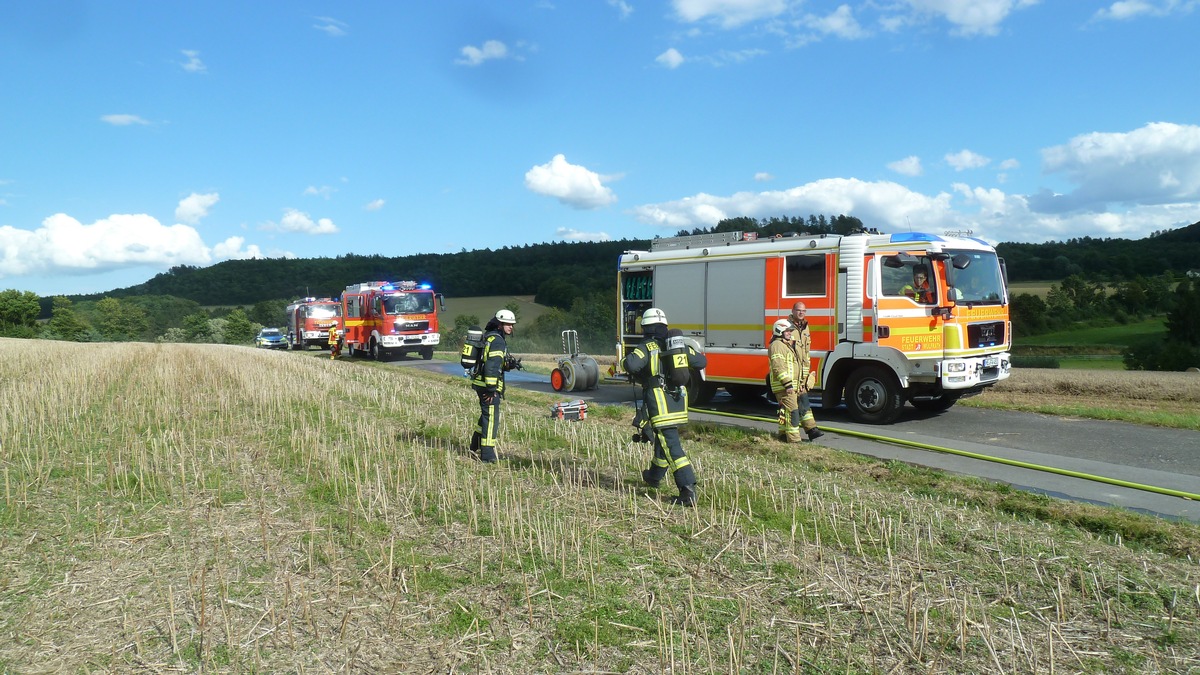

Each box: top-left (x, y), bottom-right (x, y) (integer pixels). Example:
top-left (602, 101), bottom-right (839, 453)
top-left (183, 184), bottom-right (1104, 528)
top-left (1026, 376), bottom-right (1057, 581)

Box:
top-left (421, 347), bottom-right (434, 360)
top-left (845, 365), bottom-right (903, 424)
top-left (369, 340), bottom-right (380, 361)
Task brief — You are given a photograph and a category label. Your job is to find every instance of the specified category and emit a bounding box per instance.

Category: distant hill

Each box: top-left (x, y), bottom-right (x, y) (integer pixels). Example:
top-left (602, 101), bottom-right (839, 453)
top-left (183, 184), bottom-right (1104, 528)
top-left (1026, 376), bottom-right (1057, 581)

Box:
top-left (60, 219), bottom-right (1200, 307)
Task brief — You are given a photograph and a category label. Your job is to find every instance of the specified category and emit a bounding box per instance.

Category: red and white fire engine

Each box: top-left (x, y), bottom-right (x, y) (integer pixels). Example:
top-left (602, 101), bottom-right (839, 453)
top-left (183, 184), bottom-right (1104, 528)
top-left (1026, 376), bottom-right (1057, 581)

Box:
top-left (341, 280), bottom-right (446, 360)
top-left (285, 297), bottom-right (342, 350)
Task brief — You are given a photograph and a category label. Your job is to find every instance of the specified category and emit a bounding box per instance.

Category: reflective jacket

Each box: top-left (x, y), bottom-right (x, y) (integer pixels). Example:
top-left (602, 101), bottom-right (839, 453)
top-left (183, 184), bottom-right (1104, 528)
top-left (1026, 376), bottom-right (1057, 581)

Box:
top-left (768, 336), bottom-right (800, 394)
top-left (624, 336), bottom-right (705, 428)
top-left (471, 331), bottom-right (508, 394)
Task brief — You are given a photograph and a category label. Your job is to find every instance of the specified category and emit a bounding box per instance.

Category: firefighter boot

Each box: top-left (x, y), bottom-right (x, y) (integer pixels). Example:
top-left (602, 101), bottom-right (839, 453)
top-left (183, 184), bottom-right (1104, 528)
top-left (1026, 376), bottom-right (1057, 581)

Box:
top-left (670, 485), bottom-right (696, 508)
top-left (806, 427), bottom-right (825, 441)
top-left (641, 469), bottom-right (662, 489)
top-left (469, 432), bottom-right (481, 458)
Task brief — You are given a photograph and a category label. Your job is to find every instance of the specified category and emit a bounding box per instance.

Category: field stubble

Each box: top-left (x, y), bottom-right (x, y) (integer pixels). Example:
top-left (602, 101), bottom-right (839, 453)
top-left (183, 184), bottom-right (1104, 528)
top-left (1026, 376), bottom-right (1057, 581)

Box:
top-left (0, 339), bottom-right (1196, 673)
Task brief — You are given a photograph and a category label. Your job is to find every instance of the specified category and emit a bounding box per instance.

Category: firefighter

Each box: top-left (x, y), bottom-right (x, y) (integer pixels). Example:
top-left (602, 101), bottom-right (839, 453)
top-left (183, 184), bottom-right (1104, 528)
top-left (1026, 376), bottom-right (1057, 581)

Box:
top-left (768, 319), bottom-right (805, 442)
top-left (469, 309), bottom-right (517, 463)
top-left (624, 308), bottom-right (706, 507)
top-left (902, 265), bottom-right (934, 304)
top-left (328, 325), bottom-right (342, 359)
top-left (788, 302), bottom-right (824, 441)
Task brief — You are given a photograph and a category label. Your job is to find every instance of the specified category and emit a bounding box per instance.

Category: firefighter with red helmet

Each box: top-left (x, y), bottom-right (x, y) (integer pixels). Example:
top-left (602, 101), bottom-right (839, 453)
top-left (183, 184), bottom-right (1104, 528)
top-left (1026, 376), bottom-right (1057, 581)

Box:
top-left (469, 309), bottom-right (518, 463)
top-left (624, 308), bottom-right (706, 507)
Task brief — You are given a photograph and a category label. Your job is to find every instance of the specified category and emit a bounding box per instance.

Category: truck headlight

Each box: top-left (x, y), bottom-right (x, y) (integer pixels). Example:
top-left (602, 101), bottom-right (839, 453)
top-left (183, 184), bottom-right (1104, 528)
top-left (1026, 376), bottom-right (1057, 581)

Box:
top-left (946, 362), bottom-right (966, 373)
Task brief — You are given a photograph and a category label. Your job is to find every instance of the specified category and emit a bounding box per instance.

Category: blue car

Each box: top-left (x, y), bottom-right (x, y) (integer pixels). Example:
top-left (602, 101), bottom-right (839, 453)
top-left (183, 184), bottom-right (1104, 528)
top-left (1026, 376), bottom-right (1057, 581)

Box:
top-left (255, 328), bottom-right (289, 349)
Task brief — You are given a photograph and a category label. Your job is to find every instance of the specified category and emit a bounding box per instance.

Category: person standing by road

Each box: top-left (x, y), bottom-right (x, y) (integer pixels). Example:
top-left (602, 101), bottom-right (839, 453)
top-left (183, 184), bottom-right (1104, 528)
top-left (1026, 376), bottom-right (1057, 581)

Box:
top-left (788, 302), bottom-right (824, 441)
top-left (469, 309), bottom-right (517, 463)
top-left (768, 319), bottom-right (805, 442)
top-left (624, 308), bottom-right (706, 507)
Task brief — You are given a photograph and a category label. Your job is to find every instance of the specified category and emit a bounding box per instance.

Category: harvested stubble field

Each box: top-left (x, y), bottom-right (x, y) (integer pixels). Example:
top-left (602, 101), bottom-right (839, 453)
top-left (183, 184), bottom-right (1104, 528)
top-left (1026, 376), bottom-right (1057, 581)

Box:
top-left (1, 339), bottom-right (1197, 673)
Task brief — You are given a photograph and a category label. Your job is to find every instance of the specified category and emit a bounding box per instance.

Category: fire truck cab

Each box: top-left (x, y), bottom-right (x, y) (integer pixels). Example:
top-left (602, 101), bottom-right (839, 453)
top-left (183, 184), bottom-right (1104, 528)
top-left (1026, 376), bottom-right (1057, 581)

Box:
top-left (616, 230), bottom-right (1012, 424)
top-left (341, 280), bottom-right (446, 360)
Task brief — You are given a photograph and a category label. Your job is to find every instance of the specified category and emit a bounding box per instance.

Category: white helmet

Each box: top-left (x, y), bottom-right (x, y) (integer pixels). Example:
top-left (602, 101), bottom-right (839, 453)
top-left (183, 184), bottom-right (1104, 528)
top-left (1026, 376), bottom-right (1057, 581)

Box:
top-left (772, 318), bottom-right (794, 337)
top-left (641, 308), bottom-right (668, 326)
top-left (495, 309), bottom-right (517, 324)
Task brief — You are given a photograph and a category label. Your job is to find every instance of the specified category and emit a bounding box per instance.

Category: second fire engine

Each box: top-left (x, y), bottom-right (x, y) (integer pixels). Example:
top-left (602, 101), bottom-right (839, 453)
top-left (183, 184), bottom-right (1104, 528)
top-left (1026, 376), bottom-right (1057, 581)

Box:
top-left (341, 280), bottom-right (446, 360)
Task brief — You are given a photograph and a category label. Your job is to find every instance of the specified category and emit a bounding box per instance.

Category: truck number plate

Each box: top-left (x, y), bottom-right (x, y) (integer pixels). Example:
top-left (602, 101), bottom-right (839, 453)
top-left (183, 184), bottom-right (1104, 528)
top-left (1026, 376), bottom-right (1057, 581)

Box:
top-left (983, 357), bottom-right (998, 368)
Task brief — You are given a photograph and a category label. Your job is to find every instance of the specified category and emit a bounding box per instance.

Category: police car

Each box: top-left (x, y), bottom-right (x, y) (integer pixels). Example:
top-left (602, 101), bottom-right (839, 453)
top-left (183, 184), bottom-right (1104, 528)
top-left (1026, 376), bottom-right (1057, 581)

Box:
top-left (255, 328), bottom-right (289, 349)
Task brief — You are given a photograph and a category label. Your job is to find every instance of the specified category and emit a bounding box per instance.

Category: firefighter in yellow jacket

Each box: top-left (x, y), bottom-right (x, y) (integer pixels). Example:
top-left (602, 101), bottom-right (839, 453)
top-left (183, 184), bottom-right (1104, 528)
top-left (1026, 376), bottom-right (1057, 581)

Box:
top-left (328, 324), bottom-right (342, 359)
top-left (469, 309), bottom-right (517, 463)
top-left (768, 319), bottom-right (806, 442)
top-left (624, 308), bottom-right (707, 507)
top-left (788, 302), bottom-right (824, 441)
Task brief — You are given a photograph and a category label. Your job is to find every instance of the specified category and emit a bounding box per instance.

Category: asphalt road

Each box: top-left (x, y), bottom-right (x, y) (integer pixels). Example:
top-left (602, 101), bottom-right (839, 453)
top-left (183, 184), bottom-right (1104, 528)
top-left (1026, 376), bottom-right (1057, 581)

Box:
top-left (395, 356), bottom-right (1200, 523)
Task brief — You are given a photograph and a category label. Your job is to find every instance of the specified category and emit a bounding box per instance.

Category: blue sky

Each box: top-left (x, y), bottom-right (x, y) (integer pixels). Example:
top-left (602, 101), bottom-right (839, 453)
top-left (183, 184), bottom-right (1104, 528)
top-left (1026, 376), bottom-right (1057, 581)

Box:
top-left (2, 0), bottom-right (1199, 297)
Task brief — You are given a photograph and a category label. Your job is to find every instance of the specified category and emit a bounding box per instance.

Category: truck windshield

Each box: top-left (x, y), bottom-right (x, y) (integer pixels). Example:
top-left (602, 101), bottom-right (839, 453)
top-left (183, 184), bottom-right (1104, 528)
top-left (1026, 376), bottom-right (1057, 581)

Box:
top-left (306, 304), bottom-right (340, 318)
top-left (947, 250), bottom-right (1006, 305)
top-left (382, 293), bottom-right (433, 314)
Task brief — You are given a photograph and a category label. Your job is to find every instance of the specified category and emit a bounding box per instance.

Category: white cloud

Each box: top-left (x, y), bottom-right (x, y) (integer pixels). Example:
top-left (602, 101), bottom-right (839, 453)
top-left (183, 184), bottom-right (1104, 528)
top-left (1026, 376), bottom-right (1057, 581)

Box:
top-left (364, 199), bottom-right (385, 211)
top-left (456, 40), bottom-right (510, 66)
top-left (304, 185), bottom-right (335, 199)
top-left (672, 0), bottom-right (788, 28)
top-left (888, 156), bottom-right (923, 177)
top-left (803, 4), bottom-right (867, 40)
top-left (267, 208), bottom-right (340, 234)
top-left (902, 0), bottom-right (1041, 37)
top-left (945, 149), bottom-right (991, 171)
top-left (314, 16), bottom-right (348, 37)
top-left (211, 236), bottom-right (264, 260)
top-left (180, 49), bottom-right (206, 73)
top-left (175, 192), bottom-right (219, 225)
top-left (1093, 0), bottom-right (1198, 20)
top-left (525, 154), bottom-right (617, 209)
top-left (101, 114), bottom-right (150, 126)
top-left (608, 0), bottom-right (634, 19)
top-left (657, 48), bottom-right (686, 68)
top-left (556, 227), bottom-right (613, 242)
top-left (0, 213), bottom-right (212, 278)
top-left (754, 172), bottom-right (774, 182)
top-left (1030, 122), bottom-right (1200, 213)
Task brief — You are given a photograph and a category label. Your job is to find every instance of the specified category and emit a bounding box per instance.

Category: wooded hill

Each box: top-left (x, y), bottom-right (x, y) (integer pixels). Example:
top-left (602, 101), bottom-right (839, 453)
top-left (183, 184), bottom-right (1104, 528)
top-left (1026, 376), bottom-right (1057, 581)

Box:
top-left (59, 217), bottom-right (1200, 309)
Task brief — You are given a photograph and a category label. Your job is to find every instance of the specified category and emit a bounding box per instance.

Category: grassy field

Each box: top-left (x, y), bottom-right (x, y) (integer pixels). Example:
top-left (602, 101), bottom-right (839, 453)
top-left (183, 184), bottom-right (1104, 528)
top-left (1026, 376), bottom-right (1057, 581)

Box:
top-left (1016, 317), bottom-right (1167, 349)
top-left (439, 295), bottom-right (554, 330)
top-left (1, 339), bottom-right (1197, 673)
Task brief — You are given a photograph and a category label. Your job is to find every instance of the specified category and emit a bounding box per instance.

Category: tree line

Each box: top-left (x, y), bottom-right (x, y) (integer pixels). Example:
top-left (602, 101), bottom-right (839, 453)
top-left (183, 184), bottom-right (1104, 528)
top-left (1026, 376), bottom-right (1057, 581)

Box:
top-left (4, 215), bottom-right (1199, 369)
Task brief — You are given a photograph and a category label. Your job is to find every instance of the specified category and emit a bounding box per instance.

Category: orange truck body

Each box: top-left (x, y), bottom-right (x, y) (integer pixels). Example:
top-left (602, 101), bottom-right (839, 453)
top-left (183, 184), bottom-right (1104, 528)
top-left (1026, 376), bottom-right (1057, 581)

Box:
top-left (617, 230), bottom-right (1012, 423)
top-left (285, 297), bottom-right (341, 350)
top-left (340, 280), bottom-right (445, 360)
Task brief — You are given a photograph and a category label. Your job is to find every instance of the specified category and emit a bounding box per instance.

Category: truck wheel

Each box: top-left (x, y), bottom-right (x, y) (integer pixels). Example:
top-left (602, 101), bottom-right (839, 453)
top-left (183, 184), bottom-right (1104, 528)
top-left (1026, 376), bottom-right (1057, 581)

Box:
top-left (845, 366), bottom-right (903, 424)
top-left (421, 347), bottom-right (433, 360)
top-left (911, 393), bottom-right (960, 413)
top-left (369, 341), bottom-right (380, 361)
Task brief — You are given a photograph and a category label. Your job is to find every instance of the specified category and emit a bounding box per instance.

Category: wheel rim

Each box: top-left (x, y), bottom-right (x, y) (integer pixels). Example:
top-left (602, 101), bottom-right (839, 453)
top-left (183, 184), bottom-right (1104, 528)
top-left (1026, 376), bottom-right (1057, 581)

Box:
top-left (551, 369), bottom-right (565, 391)
top-left (854, 378), bottom-right (886, 413)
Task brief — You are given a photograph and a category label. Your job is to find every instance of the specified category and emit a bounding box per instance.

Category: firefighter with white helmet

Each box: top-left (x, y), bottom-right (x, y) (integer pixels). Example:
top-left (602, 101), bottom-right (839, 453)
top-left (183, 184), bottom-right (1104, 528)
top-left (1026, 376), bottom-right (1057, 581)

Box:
top-left (768, 318), bottom-right (806, 441)
top-left (787, 302), bottom-right (824, 440)
top-left (623, 307), bottom-right (707, 507)
top-left (469, 308), bottom-right (519, 462)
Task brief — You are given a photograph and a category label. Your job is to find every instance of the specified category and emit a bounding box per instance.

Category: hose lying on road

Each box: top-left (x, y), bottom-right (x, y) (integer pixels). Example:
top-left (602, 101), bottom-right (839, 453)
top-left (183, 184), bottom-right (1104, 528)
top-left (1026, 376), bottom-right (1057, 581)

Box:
top-left (691, 407), bottom-right (1200, 502)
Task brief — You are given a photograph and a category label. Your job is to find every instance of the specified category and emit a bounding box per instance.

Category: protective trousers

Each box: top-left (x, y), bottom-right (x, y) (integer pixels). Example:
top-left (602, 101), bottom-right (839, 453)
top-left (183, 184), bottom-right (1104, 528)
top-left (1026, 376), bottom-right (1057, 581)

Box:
top-left (474, 390), bottom-right (501, 462)
top-left (643, 425), bottom-right (696, 492)
top-left (798, 393), bottom-right (818, 432)
top-left (775, 389), bottom-right (803, 442)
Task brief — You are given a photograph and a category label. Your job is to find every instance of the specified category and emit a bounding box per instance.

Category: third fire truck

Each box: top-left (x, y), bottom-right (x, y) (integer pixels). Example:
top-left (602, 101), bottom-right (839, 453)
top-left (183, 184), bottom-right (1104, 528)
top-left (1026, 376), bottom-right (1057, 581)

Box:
top-left (285, 297), bottom-right (342, 350)
top-left (340, 280), bottom-right (446, 360)
top-left (616, 230), bottom-right (1012, 424)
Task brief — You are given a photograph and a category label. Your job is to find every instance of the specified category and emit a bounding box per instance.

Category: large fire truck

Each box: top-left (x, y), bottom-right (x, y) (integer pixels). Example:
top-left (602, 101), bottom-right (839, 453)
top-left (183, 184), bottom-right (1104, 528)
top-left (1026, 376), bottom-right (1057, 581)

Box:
top-left (341, 280), bottom-right (446, 360)
top-left (616, 230), bottom-right (1012, 424)
top-left (285, 297), bottom-right (342, 350)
